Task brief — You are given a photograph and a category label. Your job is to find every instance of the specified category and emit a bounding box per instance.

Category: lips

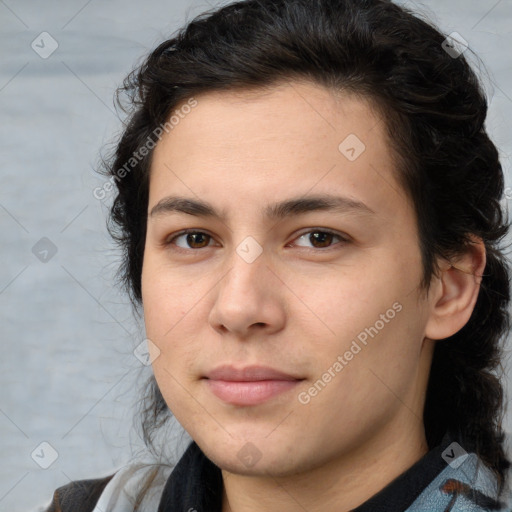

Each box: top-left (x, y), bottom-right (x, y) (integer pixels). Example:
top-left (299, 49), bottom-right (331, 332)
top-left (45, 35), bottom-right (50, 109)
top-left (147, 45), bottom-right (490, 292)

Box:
top-left (203, 365), bottom-right (304, 406)
top-left (205, 365), bottom-right (300, 382)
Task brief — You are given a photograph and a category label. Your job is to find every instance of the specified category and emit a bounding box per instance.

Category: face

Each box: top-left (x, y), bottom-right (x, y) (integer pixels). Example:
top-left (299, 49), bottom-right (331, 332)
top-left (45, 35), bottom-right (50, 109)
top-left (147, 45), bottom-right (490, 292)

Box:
top-left (142, 81), bottom-right (436, 478)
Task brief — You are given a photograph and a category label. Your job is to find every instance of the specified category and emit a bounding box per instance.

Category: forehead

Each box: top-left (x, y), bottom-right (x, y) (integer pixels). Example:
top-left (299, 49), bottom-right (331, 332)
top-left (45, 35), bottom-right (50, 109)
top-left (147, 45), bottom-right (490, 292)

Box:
top-left (149, 80), bottom-right (410, 221)
top-left (157, 81), bottom-right (387, 152)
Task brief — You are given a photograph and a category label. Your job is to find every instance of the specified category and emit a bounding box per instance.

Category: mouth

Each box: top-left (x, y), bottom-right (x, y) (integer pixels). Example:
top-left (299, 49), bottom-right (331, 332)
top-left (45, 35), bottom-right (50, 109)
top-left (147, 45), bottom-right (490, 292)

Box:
top-left (202, 365), bottom-right (305, 406)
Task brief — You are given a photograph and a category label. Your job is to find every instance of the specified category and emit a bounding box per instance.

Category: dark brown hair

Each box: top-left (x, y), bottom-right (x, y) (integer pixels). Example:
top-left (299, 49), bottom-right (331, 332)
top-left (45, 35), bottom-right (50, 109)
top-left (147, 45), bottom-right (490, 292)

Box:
top-left (100, 0), bottom-right (511, 498)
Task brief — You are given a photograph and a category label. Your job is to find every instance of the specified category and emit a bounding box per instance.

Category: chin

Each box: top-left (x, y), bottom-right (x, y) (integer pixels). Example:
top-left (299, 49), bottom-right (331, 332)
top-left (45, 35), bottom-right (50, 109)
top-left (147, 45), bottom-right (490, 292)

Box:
top-left (206, 448), bottom-right (301, 477)
top-left (197, 432), bottom-right (312, 477)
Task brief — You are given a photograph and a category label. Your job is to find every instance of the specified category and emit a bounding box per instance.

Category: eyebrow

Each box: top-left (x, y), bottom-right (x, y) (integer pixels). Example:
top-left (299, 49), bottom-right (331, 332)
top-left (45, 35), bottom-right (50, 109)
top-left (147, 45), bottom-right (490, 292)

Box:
top-left (149, 194), bottom-right (375, 221)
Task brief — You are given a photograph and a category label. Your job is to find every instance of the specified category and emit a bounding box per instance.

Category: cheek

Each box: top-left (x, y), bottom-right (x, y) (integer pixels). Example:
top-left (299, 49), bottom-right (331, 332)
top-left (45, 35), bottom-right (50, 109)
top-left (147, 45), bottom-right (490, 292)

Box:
top-left (294, 265), bottom-right (425, 394)
top-left (150, 359), bottom-right (202, 435)
top-left (146, 307), bottom-right (203, 421)
top-left (141, 259), bottom-right (205, 339)
top-left (295, 306), bottom-right (424, 438)
top-left (141, 260), bottom-right (211, 370)
top-left (287, 265), bottom-right (406, 342)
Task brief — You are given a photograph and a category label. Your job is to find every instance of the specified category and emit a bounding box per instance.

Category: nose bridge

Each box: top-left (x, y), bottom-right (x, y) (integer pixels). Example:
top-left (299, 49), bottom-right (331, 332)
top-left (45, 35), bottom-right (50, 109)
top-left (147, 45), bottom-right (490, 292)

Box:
top-left (219, 242), bottom-right (268, 303)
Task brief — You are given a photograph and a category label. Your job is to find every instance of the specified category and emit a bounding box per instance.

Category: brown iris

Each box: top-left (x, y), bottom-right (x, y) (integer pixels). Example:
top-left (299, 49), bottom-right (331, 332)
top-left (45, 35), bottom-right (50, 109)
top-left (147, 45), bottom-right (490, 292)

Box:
top-left (186, 232), bottom-right (211, 249)
top-left (308, 231), bottom-right (335, 248)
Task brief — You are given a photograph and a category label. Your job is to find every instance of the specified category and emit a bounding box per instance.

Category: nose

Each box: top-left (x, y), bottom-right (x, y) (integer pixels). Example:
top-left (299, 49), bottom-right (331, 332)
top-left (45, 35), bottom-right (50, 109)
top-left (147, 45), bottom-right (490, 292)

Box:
top-left (208, 249), bottom-right (286, 339)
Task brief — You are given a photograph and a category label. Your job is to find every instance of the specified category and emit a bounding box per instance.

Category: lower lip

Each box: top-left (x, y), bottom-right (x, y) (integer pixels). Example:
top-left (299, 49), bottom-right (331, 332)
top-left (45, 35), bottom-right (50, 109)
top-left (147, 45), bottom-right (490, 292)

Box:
top-left (204, 379), bottom-right (301, 406)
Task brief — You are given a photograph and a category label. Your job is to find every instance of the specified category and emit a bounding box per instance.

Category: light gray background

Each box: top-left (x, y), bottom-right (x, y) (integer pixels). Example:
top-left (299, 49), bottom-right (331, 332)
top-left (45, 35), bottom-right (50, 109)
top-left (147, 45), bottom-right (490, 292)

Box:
top-left (1, 1), bottom-right (511, 511)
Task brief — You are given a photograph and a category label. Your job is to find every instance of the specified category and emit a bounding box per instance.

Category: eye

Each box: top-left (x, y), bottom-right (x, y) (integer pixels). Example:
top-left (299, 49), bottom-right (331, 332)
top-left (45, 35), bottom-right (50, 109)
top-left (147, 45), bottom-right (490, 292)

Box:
top-left (166, 230), bottom-right (215, 250)
top-left (165, 228), bottom-right (348, 252)
top-left (291, 229), bottom-right (348, 250)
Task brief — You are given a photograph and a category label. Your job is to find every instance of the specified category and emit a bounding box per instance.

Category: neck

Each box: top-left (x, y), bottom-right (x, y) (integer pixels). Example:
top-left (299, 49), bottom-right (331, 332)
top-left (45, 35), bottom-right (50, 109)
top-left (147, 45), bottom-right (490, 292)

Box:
top-left (221, 421), bottom-right (429, 512)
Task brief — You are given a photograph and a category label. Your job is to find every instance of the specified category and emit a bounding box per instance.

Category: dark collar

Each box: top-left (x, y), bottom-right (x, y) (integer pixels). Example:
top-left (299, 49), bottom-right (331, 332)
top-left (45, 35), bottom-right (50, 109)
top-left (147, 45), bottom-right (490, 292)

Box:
top-left (157, 433), bottom-right (453, 512)
top-left (157, 440), bottom-right (223, 512)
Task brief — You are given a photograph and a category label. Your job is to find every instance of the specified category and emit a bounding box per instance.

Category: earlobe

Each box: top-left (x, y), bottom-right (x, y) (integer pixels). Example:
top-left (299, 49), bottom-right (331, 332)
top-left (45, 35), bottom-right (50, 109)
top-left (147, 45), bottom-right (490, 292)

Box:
top-left (424, 238), bottom-right (486, 341)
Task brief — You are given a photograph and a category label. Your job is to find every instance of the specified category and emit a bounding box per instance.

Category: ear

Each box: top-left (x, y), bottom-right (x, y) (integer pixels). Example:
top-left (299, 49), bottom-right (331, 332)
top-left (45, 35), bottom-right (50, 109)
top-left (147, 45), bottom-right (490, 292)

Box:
top-left (424, 237), bottom-right (486, 341)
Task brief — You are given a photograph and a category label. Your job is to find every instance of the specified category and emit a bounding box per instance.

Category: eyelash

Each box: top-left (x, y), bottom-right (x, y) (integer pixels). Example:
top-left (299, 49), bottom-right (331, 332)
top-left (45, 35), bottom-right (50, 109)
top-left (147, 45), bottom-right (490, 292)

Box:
top-left (164, 228), bottom-right (349, 252)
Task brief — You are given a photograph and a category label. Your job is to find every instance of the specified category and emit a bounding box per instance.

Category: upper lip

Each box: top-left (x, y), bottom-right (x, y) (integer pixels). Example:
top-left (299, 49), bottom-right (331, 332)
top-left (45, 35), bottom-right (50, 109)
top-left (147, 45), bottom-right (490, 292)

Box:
top-left (204, 365), bottom-right (302, 382)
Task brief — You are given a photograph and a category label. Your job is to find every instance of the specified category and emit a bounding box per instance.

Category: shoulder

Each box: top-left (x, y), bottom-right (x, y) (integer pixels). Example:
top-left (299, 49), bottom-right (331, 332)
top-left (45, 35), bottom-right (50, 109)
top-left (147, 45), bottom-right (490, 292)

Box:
top-left (43, 463), bottom-right (174, 512)
top-left (408, 452), bottom-right (512, 511)
top-left (44, 474), bottom-right (115, 512)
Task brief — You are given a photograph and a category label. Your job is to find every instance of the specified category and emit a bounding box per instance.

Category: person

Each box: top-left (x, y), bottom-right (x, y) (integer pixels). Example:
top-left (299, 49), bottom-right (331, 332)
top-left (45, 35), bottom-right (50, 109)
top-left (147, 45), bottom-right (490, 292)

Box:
top-left (44, 0), bottom-right (512, 510)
